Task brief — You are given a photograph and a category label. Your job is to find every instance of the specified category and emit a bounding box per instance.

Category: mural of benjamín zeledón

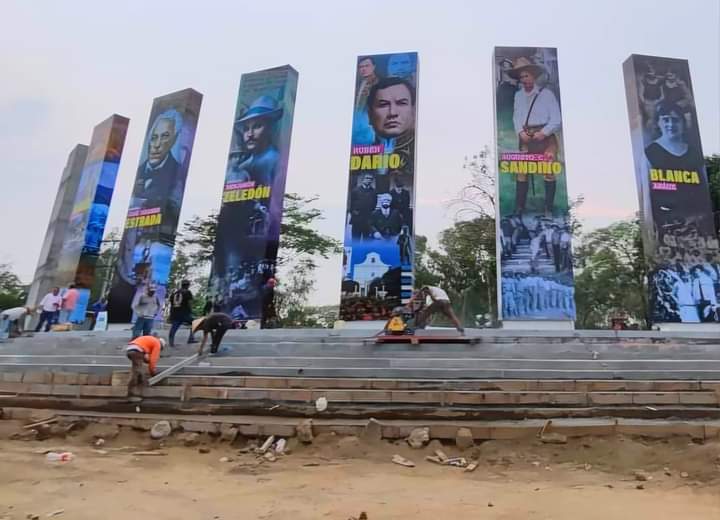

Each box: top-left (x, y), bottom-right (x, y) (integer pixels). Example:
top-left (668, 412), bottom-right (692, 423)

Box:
top-left (494, 46), bottom-right (575, 321)
top-left (210, 65), bottom-right (298, 324)
top-left (624, 55), bottom-right (718, 324)
top-left (108, 89), bottom-right (203, 323)
top-left (340, 52), bottom-right (418, 322)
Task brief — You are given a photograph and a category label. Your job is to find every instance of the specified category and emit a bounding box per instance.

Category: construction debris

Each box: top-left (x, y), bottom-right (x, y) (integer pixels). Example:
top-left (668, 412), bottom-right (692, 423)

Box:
top-left (131, 451), bottom-right (167, 457)
top-left (219, 426), bottom-right (238, 443)
top-left (455, 428), bottom-right (474, 450)
top-left (23, 417), bottom-right (57, 429)
top-left (391, 454), bottom-right (415, 467)
top-left (263, 451), bottom-right (277, 463)
top-left (180, 433), bottom-right (201, 447)
top-left (634, 470), bottom-right (652, 481)
top-left (541, 433), bottom-right (568, 445)
top-left (258, 435), bottom-right (276, 454)
top-left (150, 421), bottom-right (172, 440)
top-left (362, 418), bottom-right (382, 442)
top-left (434, 449), bottom-right (448, 462)
top-left (296, 419), bottom-right (314, 443)
top-left (274, 438), bottom-right (287, 454)
top-left (315, 397), bottom-right (328, 412)
top-left (406, 427), bottom-right (429, 449)
top-left (538, 421), bottom-right (567, 444)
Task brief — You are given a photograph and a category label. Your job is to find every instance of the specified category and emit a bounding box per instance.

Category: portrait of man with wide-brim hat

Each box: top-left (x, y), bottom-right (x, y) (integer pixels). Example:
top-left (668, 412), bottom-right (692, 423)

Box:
top-left (507, 57), bottom-right (546, 81)
top-left (227, 95), bottom-right (284, 186)
top-left (507, 54), bottom-right (562, 218)
top-left (234, 95), bottom-right (284, 128)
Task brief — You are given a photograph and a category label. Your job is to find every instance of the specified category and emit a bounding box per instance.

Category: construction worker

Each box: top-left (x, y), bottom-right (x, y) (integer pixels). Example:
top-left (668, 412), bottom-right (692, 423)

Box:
top-left (125, 334), bottom-right (165, 393)
top-left (192, 312), bottom-right (235, 355)
top-left (415, 286), bottom-right (465, 335)
top-left (1, 306), bottom-right (32, 338)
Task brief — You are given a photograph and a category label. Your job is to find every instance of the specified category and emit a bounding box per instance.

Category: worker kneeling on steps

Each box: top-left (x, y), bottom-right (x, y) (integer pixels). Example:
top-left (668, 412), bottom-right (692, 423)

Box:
top-left (126, 334), bottom-right (165, 393)
top-left (192, 312), bottom-right (234, 355)
top-left (416, 286), bottom-right (465, 335)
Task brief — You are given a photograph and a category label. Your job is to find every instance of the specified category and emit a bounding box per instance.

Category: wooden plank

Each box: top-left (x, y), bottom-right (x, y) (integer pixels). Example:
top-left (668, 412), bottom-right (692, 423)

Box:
top-left (148, 353), bottom-right (205, 386)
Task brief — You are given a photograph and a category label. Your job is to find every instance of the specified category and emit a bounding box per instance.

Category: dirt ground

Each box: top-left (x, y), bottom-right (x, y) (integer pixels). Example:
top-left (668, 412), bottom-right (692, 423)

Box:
top-left (1, 419), bottom-right (719, 519)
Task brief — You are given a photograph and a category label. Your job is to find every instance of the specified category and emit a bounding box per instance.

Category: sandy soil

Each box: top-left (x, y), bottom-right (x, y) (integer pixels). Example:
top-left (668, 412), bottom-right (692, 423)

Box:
top-left (1, 420), bottom-right (719, 519)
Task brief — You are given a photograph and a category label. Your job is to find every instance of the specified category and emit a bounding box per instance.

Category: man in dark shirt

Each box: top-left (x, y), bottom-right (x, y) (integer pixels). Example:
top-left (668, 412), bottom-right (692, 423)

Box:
top-left (350, 173), bottom-right (377, 239)
top-left (193, 312), bottom-right (235, 354)
top-left (168, 280), bottom-right (197, 347)
top-left (370, 195), bottom-right (402, 239)
top-left (390, 179), bottom-right (411, 227)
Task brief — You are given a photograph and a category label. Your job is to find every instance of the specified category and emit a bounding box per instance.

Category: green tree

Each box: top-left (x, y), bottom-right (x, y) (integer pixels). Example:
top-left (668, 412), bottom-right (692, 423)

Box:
top-left (175, 193), bottom-right (341, 327)
top-left (573, 218), bottom-right (648, 329)
top-left (424, 218), bottom-right (497, 325)
top-left (89, 229), bottom-right (120, 302)
top-left (0, 263), bottom-right (26, 310)
top-left (413, 235), bottom-right (441, 289)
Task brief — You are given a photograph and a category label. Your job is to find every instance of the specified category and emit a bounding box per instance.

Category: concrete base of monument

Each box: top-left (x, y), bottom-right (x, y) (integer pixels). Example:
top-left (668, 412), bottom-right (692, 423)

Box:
top-left (339, 320), bottom-right (387, 331)
top-left (656, 322), bottom-right (720, 333)
top-left (501, 320), bottom-right (575, 331)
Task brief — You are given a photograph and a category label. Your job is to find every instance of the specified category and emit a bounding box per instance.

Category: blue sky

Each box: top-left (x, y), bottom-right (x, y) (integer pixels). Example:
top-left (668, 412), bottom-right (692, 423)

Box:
top-left (1, 0), bottom-right (718, 304)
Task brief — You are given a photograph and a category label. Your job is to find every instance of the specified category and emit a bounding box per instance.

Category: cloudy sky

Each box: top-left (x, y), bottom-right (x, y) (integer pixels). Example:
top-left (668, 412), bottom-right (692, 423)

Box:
top-left (1, 0), bottom-right (718, 304)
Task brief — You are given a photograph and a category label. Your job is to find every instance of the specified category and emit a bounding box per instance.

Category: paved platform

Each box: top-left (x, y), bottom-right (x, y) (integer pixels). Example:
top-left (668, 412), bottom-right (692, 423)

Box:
top-left (1, 328), bottom-right (719, 380)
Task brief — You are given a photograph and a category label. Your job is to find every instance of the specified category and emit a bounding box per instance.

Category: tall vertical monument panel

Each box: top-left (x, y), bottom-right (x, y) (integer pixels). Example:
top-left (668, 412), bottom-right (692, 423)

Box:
top-left (210, 66), bottom-right (298, 322)
top-left (108, 89), bottom-right (203, 323)
top-left (26, 144), bottom-right (89, 310)
top-left (623, 55), bottom-right (717, 324)
top-left (494, 47), bottom-right (575, 322)
top-left (54, 114), bottom-right (130, 321)
top-left (339, 52), bottom-right (419, 321)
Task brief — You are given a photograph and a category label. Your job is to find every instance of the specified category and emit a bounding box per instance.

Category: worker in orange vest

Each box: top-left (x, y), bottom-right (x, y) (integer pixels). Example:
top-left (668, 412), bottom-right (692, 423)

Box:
top-left (125, 334), bottom-right (166, 393)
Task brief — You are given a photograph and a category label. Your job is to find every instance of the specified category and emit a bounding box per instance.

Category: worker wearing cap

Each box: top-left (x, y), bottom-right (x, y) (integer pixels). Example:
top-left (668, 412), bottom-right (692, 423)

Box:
top-left (126, 334), bottom-right (165, 392)
top-left (192, 312), bottom-right (234, 355)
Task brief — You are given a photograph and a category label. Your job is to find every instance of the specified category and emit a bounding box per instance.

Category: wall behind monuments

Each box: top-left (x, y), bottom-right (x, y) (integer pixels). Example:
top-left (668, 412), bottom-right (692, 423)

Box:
top-left (493, 46), bottom-right (575, 322)
top-left (108, 88), bottom-right (202, 323)
top-left (623, 54), bottom-right (717, 325)
top-left (54, 114), bottom-right (129, 321)
top-left (339, 52), bottom-right (419, 322)
top-left (210, 66), bottom-right (298, 324)
top-left (26, 144), bottom-right (88, 310)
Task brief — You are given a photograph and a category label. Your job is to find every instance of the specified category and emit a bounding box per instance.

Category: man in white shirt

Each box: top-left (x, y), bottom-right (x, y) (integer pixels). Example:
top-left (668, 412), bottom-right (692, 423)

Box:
top-left (508, 57), bottom-right (562, 216)
top-left (415, 286), bottom-right (464, 334)
top-left (35, 287), bottom-right (62, 332)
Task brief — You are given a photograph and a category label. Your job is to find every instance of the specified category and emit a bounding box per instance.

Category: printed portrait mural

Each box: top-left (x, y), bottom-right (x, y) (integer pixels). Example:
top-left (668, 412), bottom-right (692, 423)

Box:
top-left (340, 52), bottom-right (418, 321)
top-left (624, 55), bottom-right (717, 324)
top-left (209, 66), bottom-right (298, 325)
top-left (494, 47), bottom-right (575, 321)
top-left (108, 89), bottom-right (203, 323)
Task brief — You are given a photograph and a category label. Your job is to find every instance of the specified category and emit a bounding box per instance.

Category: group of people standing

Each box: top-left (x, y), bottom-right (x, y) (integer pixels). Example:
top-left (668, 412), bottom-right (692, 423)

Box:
top-left (653, 262), bottom-right (720, 323)
top-left (501, 272), bottom-right (575, 318)
top-left (34, 284), bottom-right (80, 332)
top-left (500, 214), bottom-right (573, 274)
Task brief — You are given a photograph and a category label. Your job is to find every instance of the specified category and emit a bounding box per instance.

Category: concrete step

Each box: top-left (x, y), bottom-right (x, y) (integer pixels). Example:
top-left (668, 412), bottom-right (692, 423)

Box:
top-left (163, 375), bottom-right (719, 393)
top-left (4, 408), bottom-right (719, 441)
top-left (4, 359), bottom-right (720, 379)
top-left (2, 379), bottom-right (719, 407)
